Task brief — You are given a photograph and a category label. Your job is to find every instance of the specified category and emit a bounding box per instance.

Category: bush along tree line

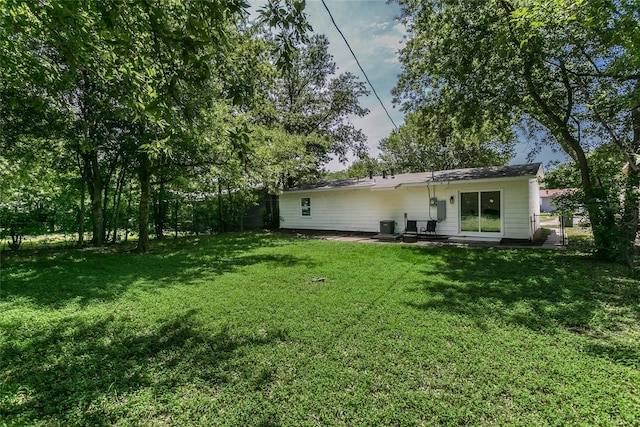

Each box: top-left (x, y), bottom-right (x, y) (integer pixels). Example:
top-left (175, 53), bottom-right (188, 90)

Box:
top-left (392, 0), bottom-right (639, 266)
top-left (0, 0), bottom-right (369, 252)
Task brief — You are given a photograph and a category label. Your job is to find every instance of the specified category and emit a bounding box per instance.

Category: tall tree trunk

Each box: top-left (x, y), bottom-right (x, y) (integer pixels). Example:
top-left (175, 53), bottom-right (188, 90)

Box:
top-left (227, 183), bottom-right (233, 232)
top-left (194, 205), bottom-right (199, 237)
top-left (553, 120), bottom-right (618, 260)
top-left (173, 199), bottom-right (179, 239)
top-left (621, 106), bottom-right (640, 267)
top-left (137, 151), bottom-right (152, 253)
top-left (102, 155), bottom-right (120, 242)
top-left (522, 63), bottom-right (618, 261)
top-left (90, 180), bottom-right (104, 245)
top-left (218, 180), bottom-right (224, 233)
top-left (77, 170), bottom-right (86, 246)
top-left (111, 167), bottom-right (126, 243)
top-left (102, 174), bottom-right (111, 242)
top-left (577, 144), bottom-right (618, 262)
top-left (125, 182), bottom-right (132, 243)
top-left (154, 178), bottom-right (165, 240)
top-left (84, 150), bottom-right (105, 246)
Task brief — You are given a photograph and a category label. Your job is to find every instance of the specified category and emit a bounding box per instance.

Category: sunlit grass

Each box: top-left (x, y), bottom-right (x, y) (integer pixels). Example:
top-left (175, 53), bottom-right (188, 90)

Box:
top-left (1, 233), bottom-right (638, 426)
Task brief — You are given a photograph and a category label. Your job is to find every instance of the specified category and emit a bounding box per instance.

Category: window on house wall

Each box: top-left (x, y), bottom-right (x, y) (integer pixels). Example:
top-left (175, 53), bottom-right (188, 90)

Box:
top-left (460, 191), bottom-right (501, 232)
top-left (301, 197), bottom-right (311, 216)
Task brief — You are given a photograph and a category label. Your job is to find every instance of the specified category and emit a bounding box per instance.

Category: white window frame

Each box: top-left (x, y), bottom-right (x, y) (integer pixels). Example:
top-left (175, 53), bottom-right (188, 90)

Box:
top-left (301, 197), bottom-right (311, 217)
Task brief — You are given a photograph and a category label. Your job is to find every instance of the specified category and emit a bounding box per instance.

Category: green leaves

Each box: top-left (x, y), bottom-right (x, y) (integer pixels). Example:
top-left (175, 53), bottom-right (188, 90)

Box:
top-left (264, 34), bottom-right (369, 169)
top-left (379, 109), bottom-right (515, 173)
top-left (258, 0), bottom-right (312, 69)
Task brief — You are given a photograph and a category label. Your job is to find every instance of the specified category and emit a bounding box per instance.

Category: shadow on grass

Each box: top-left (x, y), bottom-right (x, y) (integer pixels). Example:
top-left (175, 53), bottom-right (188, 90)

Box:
top-left (0, 233), bottom-right (307, 308)
top-left (402, 246), bottom-right (640, 366)
top-left (0, 309), bottom-right (289, 426)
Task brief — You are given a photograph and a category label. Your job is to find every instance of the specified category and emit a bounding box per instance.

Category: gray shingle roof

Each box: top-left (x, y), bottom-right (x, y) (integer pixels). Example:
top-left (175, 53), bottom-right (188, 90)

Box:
top-left (287, 163), bottom-right (542, 192)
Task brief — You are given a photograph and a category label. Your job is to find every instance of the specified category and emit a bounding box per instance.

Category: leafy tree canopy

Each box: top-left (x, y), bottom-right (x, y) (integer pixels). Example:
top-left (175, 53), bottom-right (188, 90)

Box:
top-left (379, 110), bottom-right (514, 173)
top-left (0, 0), bottom-right (313, 251)
top-left (263, 34), bottom-right (370, 169)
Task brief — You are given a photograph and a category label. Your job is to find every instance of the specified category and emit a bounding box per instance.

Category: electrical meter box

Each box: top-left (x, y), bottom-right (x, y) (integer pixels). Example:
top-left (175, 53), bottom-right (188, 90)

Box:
top-left (436, 200), bottom-right (446, 221)
top-left (429, 197), bottom-right (438, 206)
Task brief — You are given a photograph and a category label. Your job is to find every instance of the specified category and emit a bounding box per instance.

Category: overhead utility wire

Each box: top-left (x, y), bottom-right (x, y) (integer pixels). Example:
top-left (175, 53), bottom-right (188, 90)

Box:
top-left (320, 0), bottom-right (398, 130)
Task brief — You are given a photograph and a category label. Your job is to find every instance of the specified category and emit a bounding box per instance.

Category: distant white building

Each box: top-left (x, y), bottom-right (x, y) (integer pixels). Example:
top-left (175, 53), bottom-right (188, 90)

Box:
top-left (539, 189), bottom-right (578, 213)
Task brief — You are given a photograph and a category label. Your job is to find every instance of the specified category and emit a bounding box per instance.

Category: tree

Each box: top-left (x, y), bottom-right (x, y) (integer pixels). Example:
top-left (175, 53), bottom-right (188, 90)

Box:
top-left (379, 110), bottom-right (514, 173)
top-left (393, 0), bottom-right (639, 264)
top-left (344, 156), bottom-right (383, 178)
top-left (0, 138), bottom-right (78, 249)
top-left (263, 34), bottom-right (370, 179)
top-left (1, 0), bottom-right (311, 252)
top-left (323, 155), bottom-right (382, 180)
top-left (544, 143), bottom-right (626, 224)
top-left (544, 144), bottom-right (625, 191)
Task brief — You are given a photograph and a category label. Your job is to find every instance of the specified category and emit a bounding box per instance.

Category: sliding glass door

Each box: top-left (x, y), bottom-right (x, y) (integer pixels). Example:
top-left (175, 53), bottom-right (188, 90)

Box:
top-left (460, 192), bottom-right (479, 232)
top-left (460, 191), bottom-right (501, 232)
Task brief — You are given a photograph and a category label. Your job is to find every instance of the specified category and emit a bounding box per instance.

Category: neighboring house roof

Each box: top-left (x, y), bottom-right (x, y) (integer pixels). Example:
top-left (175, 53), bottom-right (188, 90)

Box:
top-left (539, 188), bottom-right (578, 198)
top-left (287, 163), bottom-right (543, 192)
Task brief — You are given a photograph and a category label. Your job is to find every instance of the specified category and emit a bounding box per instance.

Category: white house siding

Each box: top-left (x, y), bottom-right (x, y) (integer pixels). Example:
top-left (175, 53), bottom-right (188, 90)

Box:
top-left (529, 179), bottom-right (541, 237)
top-left (280, 187), bottom-right (395, 232)
top-left (280, 176), bottom-right (538, 240)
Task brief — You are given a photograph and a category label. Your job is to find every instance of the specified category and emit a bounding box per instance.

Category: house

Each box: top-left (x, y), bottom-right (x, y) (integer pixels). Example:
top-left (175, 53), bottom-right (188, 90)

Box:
top-left (279, 163), bottom-right (544, 242)
top-left (539, 188), bottom-right (578, 212)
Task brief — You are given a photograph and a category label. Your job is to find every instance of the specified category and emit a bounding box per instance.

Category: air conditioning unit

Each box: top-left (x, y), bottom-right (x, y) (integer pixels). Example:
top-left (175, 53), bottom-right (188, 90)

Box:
top-left (380, 220), bottom-right (395, 235)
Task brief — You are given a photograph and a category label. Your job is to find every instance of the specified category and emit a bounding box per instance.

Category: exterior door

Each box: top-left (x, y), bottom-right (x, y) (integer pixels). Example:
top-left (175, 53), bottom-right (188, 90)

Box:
top-left (460, 191), bottom-right (501, 233)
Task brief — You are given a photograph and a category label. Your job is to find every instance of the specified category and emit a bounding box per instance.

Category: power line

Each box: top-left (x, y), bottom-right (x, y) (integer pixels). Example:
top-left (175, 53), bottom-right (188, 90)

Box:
top-left (320, 0), bottom-right (398, 131)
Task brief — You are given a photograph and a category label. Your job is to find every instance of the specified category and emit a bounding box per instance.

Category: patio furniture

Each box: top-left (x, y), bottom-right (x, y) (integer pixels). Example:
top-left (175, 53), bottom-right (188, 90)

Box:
top-left (403, 220), bottom-right (419, 242)
top-left (424, 220), bottom-right (437, 238)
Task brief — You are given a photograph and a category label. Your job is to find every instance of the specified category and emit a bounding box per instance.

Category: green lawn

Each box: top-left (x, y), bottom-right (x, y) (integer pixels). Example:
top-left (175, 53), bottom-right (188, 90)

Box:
top-left (1, 234), bottom-right (638, 426)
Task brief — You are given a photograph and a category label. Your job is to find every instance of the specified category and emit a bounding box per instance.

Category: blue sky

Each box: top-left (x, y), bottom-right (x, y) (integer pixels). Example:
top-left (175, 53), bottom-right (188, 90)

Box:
top-left (300, 0), bottom-right (406, 170)
top-left (250, 0), bottom-right (566, 171)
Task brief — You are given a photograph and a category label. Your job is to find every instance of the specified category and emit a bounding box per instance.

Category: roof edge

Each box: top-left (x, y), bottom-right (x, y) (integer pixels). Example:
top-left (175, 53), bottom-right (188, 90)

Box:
top-left (285, 163), bottom-right (543, 193)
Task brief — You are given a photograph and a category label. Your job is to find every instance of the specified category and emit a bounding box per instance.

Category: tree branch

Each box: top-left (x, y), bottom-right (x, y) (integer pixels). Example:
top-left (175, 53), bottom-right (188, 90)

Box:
top-left (559, 60), bottom-right (573, 126)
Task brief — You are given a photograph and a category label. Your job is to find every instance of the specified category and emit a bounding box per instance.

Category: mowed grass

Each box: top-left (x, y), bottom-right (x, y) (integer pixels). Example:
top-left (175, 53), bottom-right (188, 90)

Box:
top-left (1, 233), bottom-right (638, 426)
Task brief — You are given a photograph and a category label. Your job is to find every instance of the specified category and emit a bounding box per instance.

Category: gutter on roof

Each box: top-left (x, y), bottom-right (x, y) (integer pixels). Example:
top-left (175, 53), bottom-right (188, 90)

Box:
top-left (284, 183), bottom-right (376, 193)
top-left (370, 186), bottom-right (399, 191)
top-left (393, 174), bottom-right (540, 189)
top-left (283, 163), bottom-right (543, 193)
top-left (286, 174), bottom-right (539, 193)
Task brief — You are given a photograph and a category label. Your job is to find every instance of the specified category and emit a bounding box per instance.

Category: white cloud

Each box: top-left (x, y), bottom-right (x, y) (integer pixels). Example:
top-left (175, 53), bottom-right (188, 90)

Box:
top-left (369, 22), bottom-right (389, 30)
top-left (371, 34), bottom-right (404, 51)
top-left (392, 23), bottom-right (406, 35)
